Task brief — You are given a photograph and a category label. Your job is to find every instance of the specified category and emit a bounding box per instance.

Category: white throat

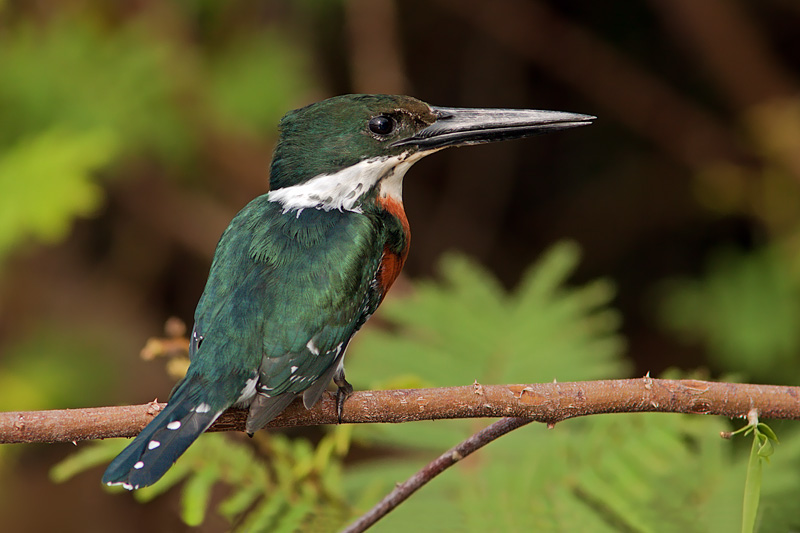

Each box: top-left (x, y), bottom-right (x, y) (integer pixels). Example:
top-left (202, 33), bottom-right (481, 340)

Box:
top-left (268, 152), bottom-right (428, 215)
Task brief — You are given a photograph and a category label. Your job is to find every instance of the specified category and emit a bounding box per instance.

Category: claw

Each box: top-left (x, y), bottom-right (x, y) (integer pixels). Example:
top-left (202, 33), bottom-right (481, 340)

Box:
top-left (333, 369), bottom-right (353, 423)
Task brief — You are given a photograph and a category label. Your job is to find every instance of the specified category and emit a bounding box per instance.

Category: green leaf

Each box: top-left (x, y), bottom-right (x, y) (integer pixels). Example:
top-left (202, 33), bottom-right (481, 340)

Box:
top-left (341, 246), bottom-right (800, 532)
top-left (236, 492), bottom-right (287, 533)
top-left (757, 423), bottom-right (779, 443)
top-left (273, 491), bottom-right (315, 533)
top-left (343, 244), bottom-right (636, 530)
top-left (658, 247), bottom-right (800, 382)
top-left (50, 439), bottom-right (128, 483)
top-left (757, 435), bottom-right (774, 460)
top-left (0, 128), bottom-right (118, 261)
top-left (348, 243), bottom-right (626, 451)
top-left (134, 456), bottom-right (193, 502)
top-left (52, 244), bottom-right (800, 531)
top-left (58, 431), bottom-right (352, 529)
top-left (180, 467), bottom-right (218, 526)
top-left (742, 428), bottom-right (764, 533)
top-left (0, 17), bottom-right (192, 160)
top-left (219, 484), bottom-right (261, 520)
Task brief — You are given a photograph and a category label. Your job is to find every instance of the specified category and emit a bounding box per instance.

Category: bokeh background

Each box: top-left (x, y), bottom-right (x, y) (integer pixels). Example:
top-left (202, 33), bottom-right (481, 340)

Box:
top-left (2, 0), bottom-right (800, 531)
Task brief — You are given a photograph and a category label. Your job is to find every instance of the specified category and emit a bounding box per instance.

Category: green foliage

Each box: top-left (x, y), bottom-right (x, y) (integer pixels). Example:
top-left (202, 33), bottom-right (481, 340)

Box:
top-left (53, 427), bottom-right (354, 531)
top-left (53, 244), bottom-right (800, 531)
top-left (341, 247), bottom-right (800, 532)
top-left (347, 242), bottom-right (626, 450)
top-left (658, 247), bottom-right (800, 382)
top-left (0, 11), bottom-right (314, 266)
top-left (0, 128), bottom-right (117, 261)
top-left (363, 242), bottom-right (623, 382)
top-left (0, 324), bottom-right (116, 411)
top-left (342, 243), bottom-right (631, 528)
top-left (0, 16), bottom-right (191, 160)
top-left (0, 15), bottom-right (183, 264)
top-left (51, 438), bottom-right (129, 484)
top-left (206, 31), bottom-right (314, 137)
top-left (730, 418), bottom-right (779, 533)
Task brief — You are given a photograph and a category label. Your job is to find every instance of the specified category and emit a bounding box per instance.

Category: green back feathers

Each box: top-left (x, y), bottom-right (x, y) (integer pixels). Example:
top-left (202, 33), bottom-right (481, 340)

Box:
top-left (194, 197), bottom-right (383, 363)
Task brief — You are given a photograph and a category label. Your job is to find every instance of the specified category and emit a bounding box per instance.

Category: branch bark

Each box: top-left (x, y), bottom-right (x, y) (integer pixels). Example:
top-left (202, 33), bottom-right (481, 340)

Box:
top-left (341, 417), bottom-right (533, 533)
top-left (2, 377), bottom-right (799, 445)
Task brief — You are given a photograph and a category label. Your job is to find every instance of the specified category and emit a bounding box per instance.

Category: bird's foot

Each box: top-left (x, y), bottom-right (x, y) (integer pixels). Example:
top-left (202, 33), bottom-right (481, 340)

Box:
top-left (333, 371), bottom-right (353, 424)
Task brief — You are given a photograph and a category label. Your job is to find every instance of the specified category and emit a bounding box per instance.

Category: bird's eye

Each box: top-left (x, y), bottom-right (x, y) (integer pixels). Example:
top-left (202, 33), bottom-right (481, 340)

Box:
top-left (368, 115), bottom-right (395, 136)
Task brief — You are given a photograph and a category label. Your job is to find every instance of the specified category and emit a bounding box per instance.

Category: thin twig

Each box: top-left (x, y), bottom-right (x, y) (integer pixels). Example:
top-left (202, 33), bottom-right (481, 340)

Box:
top-left (340, 417), bottom-right (533, 533)
top-left (2, 378), bottom-right (799, 444)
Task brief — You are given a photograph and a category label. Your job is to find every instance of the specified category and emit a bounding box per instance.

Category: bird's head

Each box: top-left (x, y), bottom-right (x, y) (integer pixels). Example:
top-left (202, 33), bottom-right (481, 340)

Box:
top-left (268, 94), bottom-right (593, 213)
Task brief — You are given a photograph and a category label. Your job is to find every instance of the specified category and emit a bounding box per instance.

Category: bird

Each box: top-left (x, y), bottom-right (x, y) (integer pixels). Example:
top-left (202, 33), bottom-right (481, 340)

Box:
top-left (102, 94), bottom-right (594, 490)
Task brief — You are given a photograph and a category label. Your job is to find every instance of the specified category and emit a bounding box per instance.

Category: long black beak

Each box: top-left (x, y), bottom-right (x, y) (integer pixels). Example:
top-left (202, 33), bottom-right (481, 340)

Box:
top-left (393, 106), bottom-right (595, 150)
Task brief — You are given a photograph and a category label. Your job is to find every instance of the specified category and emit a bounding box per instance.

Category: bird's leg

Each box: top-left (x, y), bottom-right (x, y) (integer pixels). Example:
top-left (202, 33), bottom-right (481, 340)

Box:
top-left (333, 367), bottom-right (353, 423)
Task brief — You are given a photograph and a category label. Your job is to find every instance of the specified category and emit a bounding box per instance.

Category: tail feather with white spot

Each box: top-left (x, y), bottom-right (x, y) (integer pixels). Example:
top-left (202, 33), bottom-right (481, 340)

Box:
top-left (102, 377), bottom-right (226, 490)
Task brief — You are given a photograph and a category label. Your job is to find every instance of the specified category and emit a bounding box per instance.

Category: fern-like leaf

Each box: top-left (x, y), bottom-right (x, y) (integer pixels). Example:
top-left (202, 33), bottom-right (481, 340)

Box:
top-left (348, 243), bottom-right (626, 451)
top-left (54, 429), bottom-right (354, 530)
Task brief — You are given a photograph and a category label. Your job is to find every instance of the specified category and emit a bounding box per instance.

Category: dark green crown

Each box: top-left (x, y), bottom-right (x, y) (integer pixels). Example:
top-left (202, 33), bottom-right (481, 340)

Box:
top-left (269, 94), bottom-right (437, 190)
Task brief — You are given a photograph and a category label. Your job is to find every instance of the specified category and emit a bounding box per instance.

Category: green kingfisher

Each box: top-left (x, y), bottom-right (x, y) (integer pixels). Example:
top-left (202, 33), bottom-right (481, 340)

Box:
top-left (102, 94), bottom-right (594, 490)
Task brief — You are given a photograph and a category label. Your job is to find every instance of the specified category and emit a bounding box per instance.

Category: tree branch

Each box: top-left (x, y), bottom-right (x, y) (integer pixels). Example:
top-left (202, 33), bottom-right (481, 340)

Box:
top-left (341, 417), bottom-right (533, 533)
top-left (2, 377), bottom-right (799, 445)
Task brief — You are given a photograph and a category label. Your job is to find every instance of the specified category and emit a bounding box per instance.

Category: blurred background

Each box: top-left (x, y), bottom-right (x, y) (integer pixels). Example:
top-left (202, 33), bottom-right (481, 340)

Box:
top-left (1, 0), bottom-right (800, 531)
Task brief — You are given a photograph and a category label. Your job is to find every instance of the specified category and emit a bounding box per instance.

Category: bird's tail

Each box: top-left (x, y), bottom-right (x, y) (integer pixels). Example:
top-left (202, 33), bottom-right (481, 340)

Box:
top-left (101, 376), bottom-right (226, 490)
